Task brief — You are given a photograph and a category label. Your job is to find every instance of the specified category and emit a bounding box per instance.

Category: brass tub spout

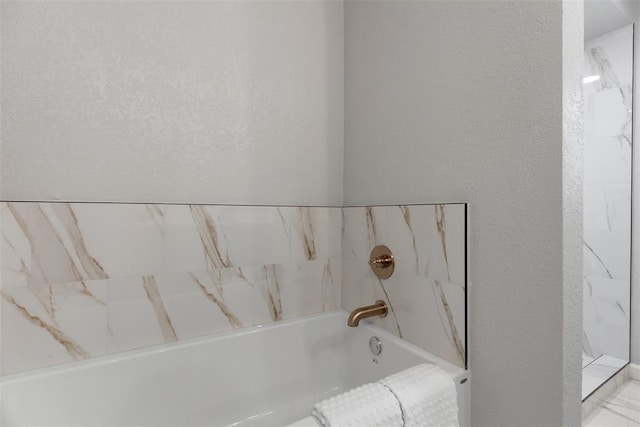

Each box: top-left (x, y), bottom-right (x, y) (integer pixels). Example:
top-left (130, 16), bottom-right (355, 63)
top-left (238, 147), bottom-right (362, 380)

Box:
top-left (347, 300), bottom-right (388, 327)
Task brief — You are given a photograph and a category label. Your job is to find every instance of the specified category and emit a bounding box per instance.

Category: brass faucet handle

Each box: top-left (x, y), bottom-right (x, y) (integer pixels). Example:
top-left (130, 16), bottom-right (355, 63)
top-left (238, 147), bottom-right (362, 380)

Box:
top-left (369, 245), bottom-right (395, 279)
top-left (369, 254), bottom-right (394, 268)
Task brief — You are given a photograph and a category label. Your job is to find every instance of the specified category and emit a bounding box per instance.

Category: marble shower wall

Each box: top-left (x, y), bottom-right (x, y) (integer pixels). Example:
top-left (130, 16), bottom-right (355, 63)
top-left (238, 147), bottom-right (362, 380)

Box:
top-left (583, 25), bottom-right (633, 361)
top-left (0, 202), bottom-right (341, 375)
top-left (1, 201), bottom-right (467, 375)
top-left (342, 204), bottom-right (467, 368)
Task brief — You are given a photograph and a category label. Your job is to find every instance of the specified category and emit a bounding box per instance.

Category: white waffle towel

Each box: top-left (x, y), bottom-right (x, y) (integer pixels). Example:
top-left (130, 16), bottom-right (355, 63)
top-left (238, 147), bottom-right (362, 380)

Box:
top-left (379, 363), bottom-right (459, 427)
top-left (311, 382), bottom-right (403, 427)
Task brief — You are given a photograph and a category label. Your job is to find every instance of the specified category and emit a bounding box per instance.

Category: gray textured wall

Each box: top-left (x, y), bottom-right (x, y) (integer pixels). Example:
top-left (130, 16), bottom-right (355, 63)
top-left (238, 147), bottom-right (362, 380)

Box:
top-left (1, 1), bottom-right (344, 205)
top-left (344, 1), bottom-right (582, 425)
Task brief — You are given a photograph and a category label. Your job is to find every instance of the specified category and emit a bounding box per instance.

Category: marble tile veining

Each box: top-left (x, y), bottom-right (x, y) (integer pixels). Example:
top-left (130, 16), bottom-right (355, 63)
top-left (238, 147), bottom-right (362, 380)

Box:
top-left (583, 24), bottom-right (632, 366)
top-left (1, 201), bottom-right (466, 374)
top-left (1, 281), bottom-right (108, 375)
top-left (342, 205), bottom-right (465, 286)
top-left (1, 202), bottom-right (344, 374)
top-left (106, 277), bottom-right (166, 354)
top-left (342, 204), bottom-right (467, 368)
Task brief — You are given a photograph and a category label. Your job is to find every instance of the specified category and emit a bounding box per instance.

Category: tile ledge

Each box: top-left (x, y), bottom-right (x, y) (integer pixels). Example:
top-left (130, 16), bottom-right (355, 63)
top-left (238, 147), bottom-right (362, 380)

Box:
top-left (582, 363), bottom-right (630, 420)
top-left (630, 363), bottom-right (640, 381)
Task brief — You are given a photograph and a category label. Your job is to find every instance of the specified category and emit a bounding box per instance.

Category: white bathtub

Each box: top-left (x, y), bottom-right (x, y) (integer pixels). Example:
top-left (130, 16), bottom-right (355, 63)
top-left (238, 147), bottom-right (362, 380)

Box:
top-left (1, 311), bottom-right (470, 426)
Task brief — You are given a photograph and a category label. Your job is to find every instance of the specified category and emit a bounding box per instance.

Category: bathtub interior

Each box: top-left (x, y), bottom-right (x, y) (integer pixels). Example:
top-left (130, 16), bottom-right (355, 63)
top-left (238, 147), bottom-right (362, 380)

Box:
top-left (0, 311), bottom-right (469, 427)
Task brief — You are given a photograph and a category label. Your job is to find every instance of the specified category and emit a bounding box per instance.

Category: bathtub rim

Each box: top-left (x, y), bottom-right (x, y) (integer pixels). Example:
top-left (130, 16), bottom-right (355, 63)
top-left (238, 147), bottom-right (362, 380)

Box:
top-left (0, 309), bottom-right (467, 385)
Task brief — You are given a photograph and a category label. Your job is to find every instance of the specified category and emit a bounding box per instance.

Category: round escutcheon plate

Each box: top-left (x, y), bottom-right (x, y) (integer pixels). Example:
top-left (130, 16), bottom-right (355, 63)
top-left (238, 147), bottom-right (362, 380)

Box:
top-left (368, 245), bottom-right (394, 279)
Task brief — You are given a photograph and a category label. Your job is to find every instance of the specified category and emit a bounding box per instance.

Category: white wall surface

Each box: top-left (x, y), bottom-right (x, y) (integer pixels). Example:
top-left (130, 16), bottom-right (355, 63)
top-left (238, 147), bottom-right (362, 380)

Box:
top-left (613, 0), bottom-right (638, 22)
top-left (584, 0), bottom-right (634, 40)
top-left (0, 1), bottom-right (344, 205)
top-left (344, 1), bottom-right (582, 425)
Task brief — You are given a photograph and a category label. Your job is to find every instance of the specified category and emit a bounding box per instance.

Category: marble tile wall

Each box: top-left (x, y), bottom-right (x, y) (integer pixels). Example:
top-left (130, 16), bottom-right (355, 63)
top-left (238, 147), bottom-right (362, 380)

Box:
top-left (0, 202), bottom-right (341, 375)
top-left (583, 25), bottom-right (633, 361)
top-left (1, 201), bottom-right (467, 375)
top-left (341, 204), bottom-right (467, 368)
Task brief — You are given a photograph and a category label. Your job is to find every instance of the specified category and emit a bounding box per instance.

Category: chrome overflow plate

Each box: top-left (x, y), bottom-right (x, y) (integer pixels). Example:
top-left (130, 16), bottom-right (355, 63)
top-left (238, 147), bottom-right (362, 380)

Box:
top-left (369, 336), bottom-right (382, 356)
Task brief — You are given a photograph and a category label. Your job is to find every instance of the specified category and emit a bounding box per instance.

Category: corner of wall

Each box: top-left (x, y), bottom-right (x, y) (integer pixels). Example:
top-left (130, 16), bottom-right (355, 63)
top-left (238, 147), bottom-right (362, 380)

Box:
top-left (562, 0), bottom-right (585, 424)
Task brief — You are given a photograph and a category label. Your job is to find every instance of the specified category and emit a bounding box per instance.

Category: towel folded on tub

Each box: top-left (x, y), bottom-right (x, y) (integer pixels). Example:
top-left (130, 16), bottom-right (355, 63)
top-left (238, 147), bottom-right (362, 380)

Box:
top-left (308, 363), bottom-right (459, 427)
top-left (311, 382), bottom-right (403, 427)
top-left (380, 363), bottom-right (459, 427)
